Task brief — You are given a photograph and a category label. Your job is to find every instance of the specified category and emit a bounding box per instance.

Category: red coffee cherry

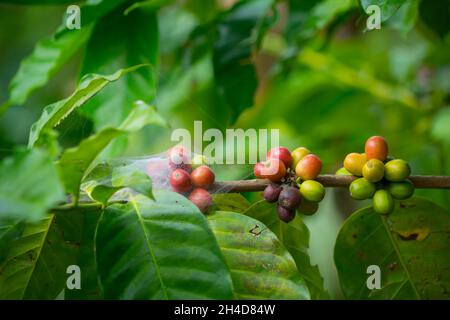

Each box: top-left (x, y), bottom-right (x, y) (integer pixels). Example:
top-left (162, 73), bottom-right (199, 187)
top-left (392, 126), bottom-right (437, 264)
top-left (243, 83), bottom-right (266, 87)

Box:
top-left (365, 136), bottom-right (388, 161)
top-left (260, 158), bottom-right (287, 182)
top-left (169, 169), bottom-right (192, 193)
top-left (191, 165), bottom-right (215, 188)
top-left (267, 147), bottom-right (293, 168)
top-left (295, 154), bottom-right (322, 180)
top-left (188, 188), bottom-right (212, 213)
top-left (253, 162), bottom-right (265, 178)
top-left (168, 145), bottom-right (192, 172)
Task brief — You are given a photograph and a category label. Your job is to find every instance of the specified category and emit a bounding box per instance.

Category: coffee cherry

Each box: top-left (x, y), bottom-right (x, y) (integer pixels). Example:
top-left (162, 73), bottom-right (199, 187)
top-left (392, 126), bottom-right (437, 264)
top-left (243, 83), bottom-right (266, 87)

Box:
top-left (267, 147), bottom-right (293, 168)
top-left (260, 158), bottom-right (287, 182)
top-left (365, 136), bottom-right (388, 161)
top-left (291, 147), bottom-right (311, 169)
top-left (373, 189), bottom-right (394, 215)
top-left (349, 178), bottom-right (376, 200)
top-left (188, 188), bottom-right (212, 213)
top-left (263, 184), bottom-right (282, 203)
top-left (362, 159), bottom-right (385, 183)
top-left (384, 159), bottom-right (411, 182)
top-left (343, 153), bottom-right (366, 176)
top-left (168, 145), bottom-right (191, 171)
top-left (297, 201), bottom-right (319, 216)
top-left (299, 180), bottom-right (325, 203)
top-left (277, 205), bottom-right (296, 223)
top-left (278, 186), bottom-right (301, 210)
top-left (387, 180), bottom-right (414, 200)
top-left (336, 167), bottom-right (352, 175)
top-left (295, 154), bottom-right (322, 180)
top-left (191, 154), bottom-right (207, 169)
top-left (254, 162), bottom-right (264, 178)
top-left (170, 169), bottom-right (192, 193)
top-left (191, 165), bottom-right (215, 188)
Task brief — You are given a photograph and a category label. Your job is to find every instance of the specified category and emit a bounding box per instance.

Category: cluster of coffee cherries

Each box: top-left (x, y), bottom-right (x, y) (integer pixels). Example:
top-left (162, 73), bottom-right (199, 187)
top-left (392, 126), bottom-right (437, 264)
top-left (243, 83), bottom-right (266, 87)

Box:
top-left (337, 136), bottom-right (414, 215)
top-left (167, 145), bottom-right (215, 213)
top-left (254, 147), bottom-right (325, 223)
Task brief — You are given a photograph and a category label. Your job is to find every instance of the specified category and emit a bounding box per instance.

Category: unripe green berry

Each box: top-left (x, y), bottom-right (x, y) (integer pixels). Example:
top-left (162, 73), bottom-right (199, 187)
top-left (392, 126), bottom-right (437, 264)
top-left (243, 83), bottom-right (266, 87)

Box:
top-left (384, 159), bottom-right (411, 182)
top-left (362, 159), bottom-right (385, 182)
top-left (349, 178), bottom-right (376, 200)
top-left (299, 180), bottom-right (325, 203)
top-left (297, 201), bottom-right (319, 216)
top-left (373, 189), bottom-right (394, 215)
top-left (387, 180), bottom-right (414, 200)
top-left (336, 167), bottom-right (351, 176)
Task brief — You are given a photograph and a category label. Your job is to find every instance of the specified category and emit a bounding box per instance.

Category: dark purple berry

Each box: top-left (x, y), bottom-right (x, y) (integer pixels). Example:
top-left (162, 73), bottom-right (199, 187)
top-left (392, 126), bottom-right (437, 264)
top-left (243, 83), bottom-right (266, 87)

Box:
top-left (278, 186), bottom-right (301, 210)
top-left (263, 184), bottom-right (282, 203)
top-left (277, 205), bottom-right (296, 223)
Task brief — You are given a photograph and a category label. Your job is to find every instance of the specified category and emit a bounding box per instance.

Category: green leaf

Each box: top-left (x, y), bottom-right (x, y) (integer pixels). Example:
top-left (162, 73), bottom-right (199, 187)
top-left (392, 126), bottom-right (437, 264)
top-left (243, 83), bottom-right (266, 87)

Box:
top-left (6, 0), bottom-right (131, 107)
top-left (208, 211), bottom-right (310, 300)
top-left (79, 6), bottom-right (159, 130)
top-left (82, 163), bottom-right (154, 205)
top-left (335, 197), bottom-right (450, 299)
top-left (212, 193), bottom-right (251, 213)
top-left (0, 0), bottom-right (75, 5)
top-left (0, 212), bottom-right (81, 299)
top-left (29, 65), bottom-right (148, 148)
top-left (244, 201), bottom-right (329, 299)
top-left (57, 102), bottom-right (166, 201)
top-left (0, 148), bottom-right (65, 221)
top-left (431, 108), bottom-right (450, 145)
top-left (0, 219), bottom-right (25, 264)
top-left (96, 192), bottom-right (234, 299)
top-left (213, 0), bottom-right (274, 123)
top-left (388, 0), bottom-right (420, 35)
top-left (360, 0), bottom-right (408, 22)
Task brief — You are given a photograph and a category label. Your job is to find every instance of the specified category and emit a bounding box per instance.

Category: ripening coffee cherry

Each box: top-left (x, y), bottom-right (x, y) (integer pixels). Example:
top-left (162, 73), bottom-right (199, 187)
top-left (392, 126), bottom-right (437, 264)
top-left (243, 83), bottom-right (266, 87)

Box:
top-left (267, 147), bottom-right (293, 168)
top-left (188, 188), bottom-right (212, 213)
top-left (170, 169), bottom-right (192, 193)
top-left (277, 205), bottom-right (296, 223)
top-left (297, 201), bottom-right (319, 216)
top-left (254, 162), bottom-right (264, 178)
top-left (349, 178), bottom-right (376, 200)
top-left (336, 167), bottom-right (352, 175)
top-left (295, 154), bottom-right (322, 180)
top-left (299, 180), bottom-right (325, 203)
top-left (384, 159), bottom-right (411, 182)
top-left (191, 165), bottom-right (215, 188)
top-left (365, 136), bottom-right (388, 161)
top-left (263, 184), bottom-right (282, 203)
top-left (387, 180), bottom-right (414, 200)
top-left (291, 147), bottom-right (311, 169)
top-left (168, 145), bottom-right (192, 172)
top-left (260, 158), bottom-right (287, 182)
top-left (373, 189), bottom-right (394, 215)
top-left (343, 153), bottom-right (366, 176)
top-left (362, 159), bottom-right (385, 183)
top-left (278, 186), bottom-right (301, 210)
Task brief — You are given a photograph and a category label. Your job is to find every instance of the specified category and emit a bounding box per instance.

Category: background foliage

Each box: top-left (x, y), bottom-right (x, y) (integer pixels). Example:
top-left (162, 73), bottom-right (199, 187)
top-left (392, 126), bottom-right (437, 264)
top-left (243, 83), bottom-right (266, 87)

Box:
top-left (0, 0), bottom-right (449, 299)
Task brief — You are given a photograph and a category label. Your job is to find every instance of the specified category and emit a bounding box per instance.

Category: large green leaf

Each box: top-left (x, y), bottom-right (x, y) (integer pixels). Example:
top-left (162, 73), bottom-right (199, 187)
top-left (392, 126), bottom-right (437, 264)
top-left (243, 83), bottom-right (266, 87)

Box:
top-left (79, 6), bottom-right (159, 130)
top-left (6, 0), bottom-right (131, 107)
top-left (213, 0), bottom-right (274, 123)
top-left (95, 192), bottom-right (234, 299)
top-left (335, 197), bottom-right (450, 299)
top-left (212, 193), bottom-right (251, 213)
top-left (57, 102), bottom-right (166, 201)
top-left (29, 65), bottom-right (148, 148)
top-left (360, 0), bottom-right (408, 22)
top-left (0, 0), bottom-right (75, 4)
top-left (208, 211), bottom-right (310, 300)
top-left (0, 211), bottom-right (82, 299)
top-left (0, 148), bottom-right (64, 221)
top-left (244, 201), bottom-right (328, 299)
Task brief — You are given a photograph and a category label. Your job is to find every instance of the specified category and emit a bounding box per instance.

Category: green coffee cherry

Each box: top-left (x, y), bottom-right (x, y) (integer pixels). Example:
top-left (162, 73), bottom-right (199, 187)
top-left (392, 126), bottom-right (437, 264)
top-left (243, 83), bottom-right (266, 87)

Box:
top-left (336, 167), bottom-right (352, 176)
top-left (373, 190), bottom-right (394, 215)
top-left (387, 180), bottom-right (414, 200)
top-left (349, 178), bottom-right (376, 200)
top-left (299, 180), bottom-right (325, 202)
top-left (384, 159), bottom-right (411, 182)
top-left (362, 159), bottom-right (384, 182)
top-left (297, 201), bottom-right (319, 216)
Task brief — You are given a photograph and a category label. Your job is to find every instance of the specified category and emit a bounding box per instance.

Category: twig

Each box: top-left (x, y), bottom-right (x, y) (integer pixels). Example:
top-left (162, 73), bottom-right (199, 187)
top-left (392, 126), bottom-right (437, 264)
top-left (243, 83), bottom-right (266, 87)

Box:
top-left (210, 175), bottom-right (450, 193)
